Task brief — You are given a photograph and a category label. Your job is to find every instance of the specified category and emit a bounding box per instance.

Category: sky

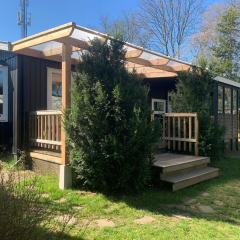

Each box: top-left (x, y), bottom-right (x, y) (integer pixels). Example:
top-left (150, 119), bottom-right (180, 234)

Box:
top-left (0, 0), bottom-right (225, 42)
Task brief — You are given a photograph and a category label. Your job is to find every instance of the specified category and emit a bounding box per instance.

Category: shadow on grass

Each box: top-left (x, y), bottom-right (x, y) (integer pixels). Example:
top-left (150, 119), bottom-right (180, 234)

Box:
top-left (33, 226), bottom-right (84, 240)
top-left (106, 155), bottom-right (240, 226)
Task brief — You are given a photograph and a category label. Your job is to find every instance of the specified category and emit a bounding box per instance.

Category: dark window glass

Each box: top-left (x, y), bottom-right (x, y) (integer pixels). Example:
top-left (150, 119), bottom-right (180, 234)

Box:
top-left (224, 87), bottom-right (231, 114)
top-left (233, 89), bottom-right (237, 114)
top-left (218, 86), bottom-right (223, 114)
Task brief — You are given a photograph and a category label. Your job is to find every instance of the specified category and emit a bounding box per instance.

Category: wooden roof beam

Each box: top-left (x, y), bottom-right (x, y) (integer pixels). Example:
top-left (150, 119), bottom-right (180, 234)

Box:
top-left (11, 22), bottom-right (75, 51)
top-left (57, 37), bottom-right (90, 49)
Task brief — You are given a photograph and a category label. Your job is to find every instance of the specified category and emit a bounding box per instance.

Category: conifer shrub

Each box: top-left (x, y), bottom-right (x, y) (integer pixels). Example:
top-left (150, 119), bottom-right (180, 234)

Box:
top-left (170, 69), bottom-right (225, 160)
top-left (65, 39), bottom-right (160, 193)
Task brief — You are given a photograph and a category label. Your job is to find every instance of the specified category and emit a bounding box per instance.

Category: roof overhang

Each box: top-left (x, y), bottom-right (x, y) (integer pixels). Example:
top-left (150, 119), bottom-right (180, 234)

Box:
top-left (10, 22), bottom-right (194, 78)
top-left (214, 76), bottom-right (240, 88)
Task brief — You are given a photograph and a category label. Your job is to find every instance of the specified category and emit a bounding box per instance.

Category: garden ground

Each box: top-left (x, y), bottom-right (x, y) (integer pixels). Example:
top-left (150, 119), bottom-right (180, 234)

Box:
top-left (1, 154), bottom-right (240, 240)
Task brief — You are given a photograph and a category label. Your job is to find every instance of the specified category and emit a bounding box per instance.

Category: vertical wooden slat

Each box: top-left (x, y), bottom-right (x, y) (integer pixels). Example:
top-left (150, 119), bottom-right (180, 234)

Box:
top-left (189, 117), bottom-right (192, 152)
top-left (168, 116), bottom-right (171, 150)
top-left (173, 117), bottom-right (176, 151)
top-left (194, 114), bottom-right (199, 156)
top-left (183, 117), bottom-right (186, 151)
top-left (162, 115), bottom-right (166, 148)
top-left (178, 117), bottom-right (181, 151)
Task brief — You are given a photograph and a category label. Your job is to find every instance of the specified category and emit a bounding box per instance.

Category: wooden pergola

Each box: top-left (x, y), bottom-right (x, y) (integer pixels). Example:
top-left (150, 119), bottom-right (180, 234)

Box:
top-left (10, 22), bottom-right (193, 167)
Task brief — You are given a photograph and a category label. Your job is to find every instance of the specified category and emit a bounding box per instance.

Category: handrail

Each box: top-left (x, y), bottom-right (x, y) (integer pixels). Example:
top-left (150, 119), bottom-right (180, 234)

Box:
top-left (29, 110), bottom-right (62, 151)
top-left (162, 112), bottom-right (199, 156)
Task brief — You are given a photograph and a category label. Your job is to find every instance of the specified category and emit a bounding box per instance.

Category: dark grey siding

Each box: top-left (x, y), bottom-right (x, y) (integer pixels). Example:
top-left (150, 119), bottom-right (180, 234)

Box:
top-left (18, 55), bottom-right (60, 148)
top-left (0, 50), bottom-right (18, 153)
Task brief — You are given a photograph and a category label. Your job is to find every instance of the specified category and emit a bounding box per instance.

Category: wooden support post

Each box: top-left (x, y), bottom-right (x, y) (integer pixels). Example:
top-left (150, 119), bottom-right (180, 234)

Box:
top-left (194, 114), bottom-right (199, 156)
top-left (61, 43), bottom-right (72, 165)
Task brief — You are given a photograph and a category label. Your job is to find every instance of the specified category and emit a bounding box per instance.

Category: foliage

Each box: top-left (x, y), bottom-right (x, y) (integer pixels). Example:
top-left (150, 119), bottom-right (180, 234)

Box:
top-left (210, 6), bottom-right (240, 81)
top-left (0, 166), bottom-right (78, 240)
top-left (65, 38), bottom-right (160, 193)
top-left (170, 69), bottom-right (225, 160)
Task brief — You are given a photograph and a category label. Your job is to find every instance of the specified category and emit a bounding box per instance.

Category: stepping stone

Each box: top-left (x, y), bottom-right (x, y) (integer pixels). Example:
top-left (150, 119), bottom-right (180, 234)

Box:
top-left (184, 198), bottom-right (197, 205)
top-left (55, 197), bottom-right (67, 203)
top-left (54, 215), bottom-right (77, 225)
top-left (96, 219), bottom-right (115, 228)
top-left (172, 214), bottom-right (191, 220)
top-left (201, 192), bottom-right (210, 197)
top-left (41, 193), bottom-right (50, 198)
top-left (214, 200), bottom-right (224, 206)
top-left (198, 205), bottom-right (215, 214)
top-left (72, 205), bottom-right (84, 211)
top-left (134, 216), bottom-right (155, 224)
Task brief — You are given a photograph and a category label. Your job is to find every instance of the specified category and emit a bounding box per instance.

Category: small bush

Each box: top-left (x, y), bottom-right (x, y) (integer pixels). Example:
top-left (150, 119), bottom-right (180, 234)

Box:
top-left (65, 38), bottom-right (160, 193)
top-left (170, 69), bottom-right (225, 160)
top-left (0, 166), bottom-right (78, 240)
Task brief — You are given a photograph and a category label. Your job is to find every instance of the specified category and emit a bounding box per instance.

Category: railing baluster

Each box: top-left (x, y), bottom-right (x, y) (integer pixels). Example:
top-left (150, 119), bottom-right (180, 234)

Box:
top-left (162, 113), bottom-right (199, 156)
top-left (29, 110), bottom-right (62, 152)
top-left (178, 117), bottom-right (181, 151)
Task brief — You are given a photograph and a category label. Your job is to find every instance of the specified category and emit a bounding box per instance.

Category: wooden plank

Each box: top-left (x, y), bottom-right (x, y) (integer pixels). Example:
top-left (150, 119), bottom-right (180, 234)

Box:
top-left (12, 22), bottom-right (75, 51)
top-left (163, 137), bottom-right (197, 143)
top-left (173, 117), bottom-right (176, 151)
top-left (125, 50), bottom-right (143, 59)
top-left (189, 117), bottom-right (192, 152)
top-left (183, 117), bottom-right (187, 151)
top-left (61, 43), bottom-right (72, 165)
top-left (30, 110), bottom-right (62, 116)
top-left (164, 113), bottom-right (197, 117)
top-left (162, 115), bottom-right (166, 148)
top-left (29, 151), bottom-right (61, 164)
top-left (31, 138), bottom-right (62, 146)
top-left (167, 117), bottom-right (171, 150)
top-left (194, 115), bottom-right (199, 156)
top-left (178, 117), bottom-right (181, 151)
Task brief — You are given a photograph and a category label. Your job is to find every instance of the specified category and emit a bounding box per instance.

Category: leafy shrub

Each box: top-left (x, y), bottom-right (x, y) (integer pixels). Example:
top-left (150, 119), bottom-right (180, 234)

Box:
top-left (0, 165), bottom-right (78, 240)
top-left (170, 69), bottom-right (225, 160)
top-left (65, 38), bottom-right (160, 193)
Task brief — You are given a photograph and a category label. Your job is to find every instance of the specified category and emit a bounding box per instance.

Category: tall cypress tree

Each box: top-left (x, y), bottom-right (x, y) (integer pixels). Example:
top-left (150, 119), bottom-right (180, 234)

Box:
top-left (65, 38), bottom-right (160, 193)
top-left (210, 6), bottom-right (240, 81)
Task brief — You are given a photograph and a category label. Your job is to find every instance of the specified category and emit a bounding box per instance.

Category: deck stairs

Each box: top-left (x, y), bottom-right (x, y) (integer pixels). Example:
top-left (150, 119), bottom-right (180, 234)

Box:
top-left (153, 153), bottom-right (219, 191)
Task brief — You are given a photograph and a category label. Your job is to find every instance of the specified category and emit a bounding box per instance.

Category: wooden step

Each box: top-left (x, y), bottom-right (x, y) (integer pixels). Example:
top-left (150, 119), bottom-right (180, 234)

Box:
top-left (153, 153), bottom-right (210, 173)
top-left (160, 162), bottom-right (209, 179)
top-left (161, 167), bottom-right (219, 191)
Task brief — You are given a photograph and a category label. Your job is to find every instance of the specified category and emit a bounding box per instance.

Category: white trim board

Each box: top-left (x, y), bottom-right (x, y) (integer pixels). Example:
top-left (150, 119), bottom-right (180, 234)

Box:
top-left (214, 76), bottom-right (240, 88)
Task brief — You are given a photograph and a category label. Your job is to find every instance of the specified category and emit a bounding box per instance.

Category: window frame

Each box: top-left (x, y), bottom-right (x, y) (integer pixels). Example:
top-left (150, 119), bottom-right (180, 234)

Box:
top-left (151, 98), bottom-right (166, 115)
top-left (0, 65), bottom-right (8, 122)
top-left (47, 67), bottom-right (62, 110)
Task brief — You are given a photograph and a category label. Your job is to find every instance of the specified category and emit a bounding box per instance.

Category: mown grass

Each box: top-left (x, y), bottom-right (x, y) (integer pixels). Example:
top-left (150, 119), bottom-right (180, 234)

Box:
top-left (2, 154), bottom-right (240, 240)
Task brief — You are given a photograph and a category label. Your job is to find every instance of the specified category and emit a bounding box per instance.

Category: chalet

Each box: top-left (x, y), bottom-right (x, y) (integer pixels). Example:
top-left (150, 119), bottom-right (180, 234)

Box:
top-left (0, 22), bottom-right (238, 190)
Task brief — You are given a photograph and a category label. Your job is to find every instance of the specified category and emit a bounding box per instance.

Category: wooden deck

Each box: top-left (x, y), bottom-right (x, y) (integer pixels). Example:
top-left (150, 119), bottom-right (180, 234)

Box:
top-left (153, 153), bottom-right (219, 191)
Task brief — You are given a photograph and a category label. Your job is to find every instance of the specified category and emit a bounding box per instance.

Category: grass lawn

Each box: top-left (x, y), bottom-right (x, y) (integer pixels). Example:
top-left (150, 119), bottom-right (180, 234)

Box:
top-left (1, 154), bottom-right (240, 239)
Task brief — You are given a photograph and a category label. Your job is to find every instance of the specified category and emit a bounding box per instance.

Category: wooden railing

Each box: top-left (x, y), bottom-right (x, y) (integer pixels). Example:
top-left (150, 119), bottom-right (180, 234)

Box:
top-left (29, 110), bottom-right (62, 151)
top-left (162, 113), bottom-right (199, 156)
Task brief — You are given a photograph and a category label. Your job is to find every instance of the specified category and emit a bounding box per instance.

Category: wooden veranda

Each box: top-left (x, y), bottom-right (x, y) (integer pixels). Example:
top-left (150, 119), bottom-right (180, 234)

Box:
top-left (9, 22), bottom-right (194, 167)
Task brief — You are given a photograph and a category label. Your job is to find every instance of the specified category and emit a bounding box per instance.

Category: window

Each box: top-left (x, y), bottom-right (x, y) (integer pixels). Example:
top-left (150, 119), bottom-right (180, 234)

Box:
top-left (233, 89), bottom-right (237, 115)
top-left (224, 87), bottom-right (231, 114)
top-left (47, 68), bottom-right (62, 110)
top-left (47, 68), bottom-right (75, 110)
top-left (218, 86), bottom-right (223, 114)
top-left (0, 66), bottom-right (8, 122)
top-left (152, 99), bottom-right (166, 119)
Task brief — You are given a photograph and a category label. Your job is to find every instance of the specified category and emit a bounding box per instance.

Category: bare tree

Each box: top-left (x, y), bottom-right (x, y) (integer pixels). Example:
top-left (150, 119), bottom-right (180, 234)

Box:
top-left (100, 12), bottom-right (149, 47)
top-left (191, 1), bottom-right (240, 61)
top-left (139, 0), bottom-right (203, 58)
